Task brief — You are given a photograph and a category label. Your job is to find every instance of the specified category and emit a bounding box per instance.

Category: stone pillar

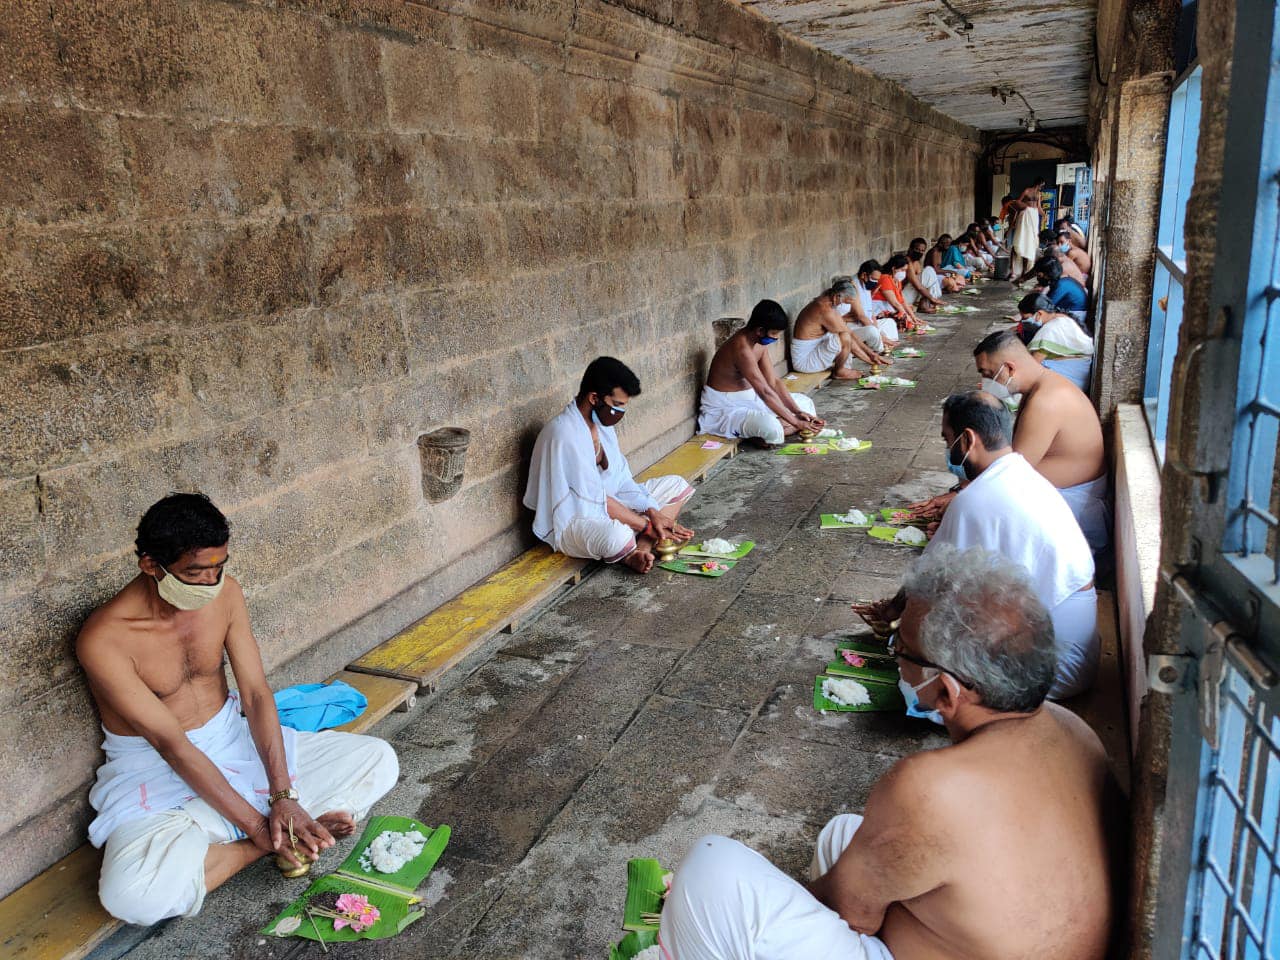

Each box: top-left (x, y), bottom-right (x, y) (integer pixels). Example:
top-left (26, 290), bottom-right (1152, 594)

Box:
top-left (1091, 72), bottom-right (1174, 420)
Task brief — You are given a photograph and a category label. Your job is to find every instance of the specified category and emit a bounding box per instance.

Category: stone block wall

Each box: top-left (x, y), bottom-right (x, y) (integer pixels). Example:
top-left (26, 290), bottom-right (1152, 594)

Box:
top-left (0, 0), bottom-right (977, 893)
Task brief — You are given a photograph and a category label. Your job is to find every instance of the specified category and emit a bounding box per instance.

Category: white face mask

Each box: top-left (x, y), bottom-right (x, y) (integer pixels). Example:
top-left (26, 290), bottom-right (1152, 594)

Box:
top-left (894, 270), bottom-right (907, 282)
top-left (834, 302), bottom-right (852, 317)
top-left (981, 363), bottom-right (1016, 401)
top-left (155, 565), bottom-right (225, 611)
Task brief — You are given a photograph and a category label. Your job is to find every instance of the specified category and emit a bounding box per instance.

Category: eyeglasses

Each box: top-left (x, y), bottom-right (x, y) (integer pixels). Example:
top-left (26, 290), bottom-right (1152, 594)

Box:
top-left (886, 631), bottom-right (975, 688)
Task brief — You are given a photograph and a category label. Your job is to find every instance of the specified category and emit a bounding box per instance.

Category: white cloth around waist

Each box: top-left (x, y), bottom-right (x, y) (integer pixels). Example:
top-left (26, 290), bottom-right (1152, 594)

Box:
top-left (790, 332), bottom-right (845, 373)
top-left (87, 694), bottom-right (297, 848)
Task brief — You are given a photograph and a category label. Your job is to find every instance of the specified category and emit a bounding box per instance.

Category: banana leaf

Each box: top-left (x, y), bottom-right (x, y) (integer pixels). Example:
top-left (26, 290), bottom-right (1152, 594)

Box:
top-left (623, 858), bottom-right (669, 932)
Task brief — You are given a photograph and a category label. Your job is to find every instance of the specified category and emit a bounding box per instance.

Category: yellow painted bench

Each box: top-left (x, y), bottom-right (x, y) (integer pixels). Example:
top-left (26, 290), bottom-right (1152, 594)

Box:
top-left (784, 369), bottom-right (833, 394)
top-left (1066, 590), bottom-right (1131, 791)
top-left (0, 669), bottom-right (417, 960)
top-left (636, 433), bottom-right (737, 483)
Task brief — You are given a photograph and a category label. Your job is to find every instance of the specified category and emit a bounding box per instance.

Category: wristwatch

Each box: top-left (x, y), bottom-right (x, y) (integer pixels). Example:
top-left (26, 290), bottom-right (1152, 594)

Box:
top-left (268, 787), bottom-right (299, 806)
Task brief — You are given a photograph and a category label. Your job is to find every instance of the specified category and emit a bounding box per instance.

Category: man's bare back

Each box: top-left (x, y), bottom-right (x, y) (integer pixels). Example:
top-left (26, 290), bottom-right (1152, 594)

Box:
top-left (875, 705), bottom-right (1115, 960)
top-left (793, 296), bottom-right (839, 343)
top-left (1017, 370), bottom-right (1105, 488)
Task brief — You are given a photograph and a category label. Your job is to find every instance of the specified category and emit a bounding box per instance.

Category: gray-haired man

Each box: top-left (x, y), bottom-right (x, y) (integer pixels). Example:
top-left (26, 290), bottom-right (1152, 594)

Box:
top-left (660, 544), bottom-right (1121, 960)
top-left (791, 278), bottom-right (893, 378)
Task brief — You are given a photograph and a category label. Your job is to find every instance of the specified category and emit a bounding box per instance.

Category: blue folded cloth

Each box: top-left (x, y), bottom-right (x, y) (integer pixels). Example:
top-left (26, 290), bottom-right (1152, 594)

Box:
top-left (274, 680), bottom-right (368, 732)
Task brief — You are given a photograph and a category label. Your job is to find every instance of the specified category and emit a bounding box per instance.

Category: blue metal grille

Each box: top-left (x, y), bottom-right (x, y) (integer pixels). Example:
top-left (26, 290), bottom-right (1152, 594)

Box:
top-left (1189, 664), bottom-right (1280, 959)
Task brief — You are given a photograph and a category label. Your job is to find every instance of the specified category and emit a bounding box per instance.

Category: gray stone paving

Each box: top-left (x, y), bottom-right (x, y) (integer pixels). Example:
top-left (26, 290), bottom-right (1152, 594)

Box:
top-left (97, 288), bottom-right (1010, 960)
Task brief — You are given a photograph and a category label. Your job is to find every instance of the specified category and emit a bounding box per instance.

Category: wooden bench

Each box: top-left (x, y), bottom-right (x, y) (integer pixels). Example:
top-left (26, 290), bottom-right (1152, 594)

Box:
top-left (0, 670), bottom-right (416, 960)
top-left (1, 425), bottom-right (751, 958)
top-left (1066, 589), bottom-right (1131, 791)
top-left (784, 369), bottom-right (834, 394)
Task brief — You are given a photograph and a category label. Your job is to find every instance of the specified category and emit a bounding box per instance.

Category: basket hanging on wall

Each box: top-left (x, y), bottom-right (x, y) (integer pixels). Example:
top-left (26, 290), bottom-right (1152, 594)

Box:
top-left (417, 427), bottom-right (471, 503)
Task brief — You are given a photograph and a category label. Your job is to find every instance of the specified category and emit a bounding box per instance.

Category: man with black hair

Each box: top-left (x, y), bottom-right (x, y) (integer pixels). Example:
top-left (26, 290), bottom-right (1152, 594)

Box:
top-left (972, 330), bottom-right (1108, 552)
top-left (791, 278), bottom-right (891, 377)
top-left (855, 260), bottom-right (907, 348)
top-left (1057, 228), bottom-right (1092, 277)
top-left (853, 391), bottom-right (1098, 699)
top-left (902, 247), bottom-right (944, 313)
top-left (80, 494), bottom-right (399, 925)
top-left (1035, 257), bottom-right (1088, 322)
top-left (525, 356), bottom-right (694, 573)
top-left (699, 299), bottom-right (823, 447)
top-left (1009, 180), bottom-right (1044, 283)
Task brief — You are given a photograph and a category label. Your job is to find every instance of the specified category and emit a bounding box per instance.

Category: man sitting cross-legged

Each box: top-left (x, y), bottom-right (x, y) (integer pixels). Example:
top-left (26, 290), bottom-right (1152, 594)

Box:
top-left (81, 494), bottom-right (399, 926)
top-left (698, 299), bottom-right (824, 447)
top-left (859, 392), bottom-right (1098, 698)
top-left (661, 543), bottom-right (1121, 960)
top-left (524, 356), bottom-right (695, 574)
top-left (791, 278), bottom-right (891, 379)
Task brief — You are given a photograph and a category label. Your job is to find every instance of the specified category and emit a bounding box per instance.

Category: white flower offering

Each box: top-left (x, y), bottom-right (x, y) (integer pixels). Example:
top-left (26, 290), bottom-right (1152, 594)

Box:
top-left (888, 377), bottom-right (914, 386)
top-left (358, 828), bottom-right (429, 874)
top-left (898, 347), bottom-right (921, 356)
top-left (894, 526), bottom-right (927, 545)
top-left (834, 508), bottom-right (869, 526)
top-left (828, 437), bottom-right (862, 451)
top-left (700, 537), bottom-right (738, 556)
top-left (634, 947), bottom-right (664, 960)
top-left (822, 676), bottom-right (872, 707)
top-left (817, 427), bottom-right (842, 438)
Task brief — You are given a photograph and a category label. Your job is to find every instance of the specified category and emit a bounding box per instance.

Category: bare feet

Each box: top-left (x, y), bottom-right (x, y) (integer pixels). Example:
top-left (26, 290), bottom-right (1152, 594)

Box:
top-left (833, 367), bottom-right (861, 380)
top-left (316, 811), bottom-right (357, 838)
top-left (623, 548), bottom-right (655, 573)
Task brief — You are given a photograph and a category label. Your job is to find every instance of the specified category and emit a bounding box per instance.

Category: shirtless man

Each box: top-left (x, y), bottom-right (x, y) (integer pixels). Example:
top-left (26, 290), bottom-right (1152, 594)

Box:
top-left (907, 330), bottom-right (1109, 552)
top-left (662, 543), bottom-right (1120, 960)
top-left (698, 299), bottom-right (823, 447)
top-left (1058, 229), bottom-right (1092, 277)
top-left (791, 278), bottom-right (891, 379)
top-left (80, 494), bottom-right (399, 926)
top-left (902, 246), bottom-right (944, 314)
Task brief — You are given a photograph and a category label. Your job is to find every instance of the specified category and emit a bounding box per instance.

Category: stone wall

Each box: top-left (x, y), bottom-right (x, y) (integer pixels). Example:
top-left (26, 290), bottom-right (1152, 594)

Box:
top-left (0, 0), bottom-right (977, 893)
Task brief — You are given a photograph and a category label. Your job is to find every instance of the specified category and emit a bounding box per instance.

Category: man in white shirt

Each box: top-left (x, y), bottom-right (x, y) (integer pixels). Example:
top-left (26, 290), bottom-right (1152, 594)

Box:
top-left (523, 357), bottom-right (694, 574)
top-left (854, 391), bottom-right (1098, 698)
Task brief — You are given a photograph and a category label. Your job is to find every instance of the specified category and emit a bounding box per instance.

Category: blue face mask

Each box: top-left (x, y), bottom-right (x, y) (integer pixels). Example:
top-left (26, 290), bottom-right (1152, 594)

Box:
top-left (759, 335), bottom-right (778, 346)
top-left (898, 671), bottom-right (944, 725)
top-left (945, 434), bottom-right (970, 482)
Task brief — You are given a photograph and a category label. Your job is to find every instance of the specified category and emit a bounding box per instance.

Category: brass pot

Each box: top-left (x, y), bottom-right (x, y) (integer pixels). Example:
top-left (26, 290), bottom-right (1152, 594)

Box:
top-left (653, 538), bottom-right (679, 562)
top-left (797, 427), bottom-right (818, 441)
top-left (275, 846), bottom-right (313, 878)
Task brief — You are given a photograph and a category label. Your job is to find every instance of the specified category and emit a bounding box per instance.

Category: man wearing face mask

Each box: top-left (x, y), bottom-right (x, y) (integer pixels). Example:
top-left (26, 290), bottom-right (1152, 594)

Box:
top-left (1057, 228), bottom-right (1092, 278)
top-left (525, 356), bottom-right (695, 574)
top-left (78, 494), bottom-right (400, 925)
top-left (901, 246), bottom-right (944, 313)
top-left (854, 392), bottom-right (1098, 699)
top-left (698, 299), bottom-right (824, 447)
top-left (972, 330), bottom-right (1108, 552)
top-left (791, 278), bottom-right (892, 378)
top-left (661, 543), bottom-right (1120, 960)
top-left (856, 260), bottom-right (906, 349)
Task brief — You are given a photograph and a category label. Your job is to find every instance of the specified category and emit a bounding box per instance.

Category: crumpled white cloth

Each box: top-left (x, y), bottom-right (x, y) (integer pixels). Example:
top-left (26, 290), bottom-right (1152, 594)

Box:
top-left (88, 693), bottom-right (297, 848)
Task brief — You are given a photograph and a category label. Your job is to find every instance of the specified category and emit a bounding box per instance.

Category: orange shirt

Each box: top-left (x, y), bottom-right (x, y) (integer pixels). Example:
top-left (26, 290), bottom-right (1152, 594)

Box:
top-left (872, 273), bottom-right (902, 303)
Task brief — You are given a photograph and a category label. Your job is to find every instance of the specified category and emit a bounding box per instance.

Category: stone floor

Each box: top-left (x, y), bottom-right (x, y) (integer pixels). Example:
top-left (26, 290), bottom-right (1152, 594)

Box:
top-left (96, 287), bottom-right (1014, 960)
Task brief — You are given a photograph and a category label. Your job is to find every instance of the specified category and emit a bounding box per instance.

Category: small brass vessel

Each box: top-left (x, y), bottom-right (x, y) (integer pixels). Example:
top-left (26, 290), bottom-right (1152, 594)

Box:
top-left (275, 845), bottom-right (313, 879)
top-left (653, 538), bottom-right (680, 562)
top-left (797, 427), bottom-right (818, 441)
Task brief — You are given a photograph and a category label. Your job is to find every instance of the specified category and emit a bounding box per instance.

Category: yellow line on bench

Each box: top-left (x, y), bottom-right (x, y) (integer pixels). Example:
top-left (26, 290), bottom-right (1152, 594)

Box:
top-left (347, 545), bottom-right (587, 688)
top-left (636, 434), bottom-right (737, 483)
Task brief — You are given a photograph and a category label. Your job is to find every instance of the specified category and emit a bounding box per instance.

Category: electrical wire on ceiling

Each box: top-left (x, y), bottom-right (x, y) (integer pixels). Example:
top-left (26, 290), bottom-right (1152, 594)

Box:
top-left (937, 0), bottom-right (974, 31)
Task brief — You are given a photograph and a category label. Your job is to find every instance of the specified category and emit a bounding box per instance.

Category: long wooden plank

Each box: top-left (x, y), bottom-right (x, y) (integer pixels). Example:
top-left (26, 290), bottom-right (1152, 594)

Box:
top-left (347, 545), bottom-right (587, 688)
top-left (785, 370), bottom-right (833, 394)
top-left (1066, 590), bottom-right (1131, 791)
top-left (0, 844), bottom-right (118, 960)
top-left (330, 671), bottom-right (416, 734)
top-left (636, 435), bottom-right (738, 484)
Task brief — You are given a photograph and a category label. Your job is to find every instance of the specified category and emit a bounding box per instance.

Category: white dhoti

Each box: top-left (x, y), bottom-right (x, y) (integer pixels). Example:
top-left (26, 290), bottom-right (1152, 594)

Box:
top-left (554, 475), bottom-right (693, 562)
top-left (93, 702), bottom-right (399, 926)
top-left (922, 266), bottom-right (942, 300)
top-left (698, 385), bottom-right (816, 446)
top-left (791, 332), bottom-right (850, 373)
top-left (1058, 473), bottom-right (1110, 554)
top-left (1011, 207), bottom-right (1040, 273)
top-left (661, 819), bottom-right (894, 960)
top-left (1048, 587), bottom-right (1100, 700)
top-left (852, 325), bottom-right (885, 352)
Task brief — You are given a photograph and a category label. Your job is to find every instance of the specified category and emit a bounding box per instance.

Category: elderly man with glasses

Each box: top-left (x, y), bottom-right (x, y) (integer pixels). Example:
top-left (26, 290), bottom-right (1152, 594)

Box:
top-left (659, 544), bottom-right (1123, 960)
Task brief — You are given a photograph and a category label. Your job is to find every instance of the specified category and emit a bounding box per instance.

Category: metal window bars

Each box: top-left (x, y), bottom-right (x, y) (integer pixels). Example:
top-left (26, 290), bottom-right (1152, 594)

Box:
top-left (1189, 664), bottom-right (1280, 959)
top-left (1234, 168), bottom-right (1280, 586)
